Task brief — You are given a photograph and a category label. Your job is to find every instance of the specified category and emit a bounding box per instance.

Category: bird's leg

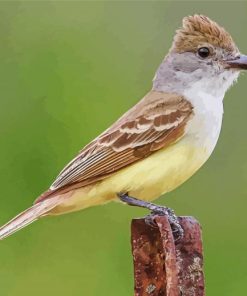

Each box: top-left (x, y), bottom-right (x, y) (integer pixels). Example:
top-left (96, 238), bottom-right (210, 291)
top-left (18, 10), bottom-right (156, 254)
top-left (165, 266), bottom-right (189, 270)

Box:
top-left (117, 192), bottom-right (183, 241)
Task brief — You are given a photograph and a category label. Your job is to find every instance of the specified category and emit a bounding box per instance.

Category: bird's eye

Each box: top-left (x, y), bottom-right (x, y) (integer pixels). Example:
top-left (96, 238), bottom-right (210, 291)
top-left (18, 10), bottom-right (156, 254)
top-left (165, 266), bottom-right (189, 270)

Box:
top-left (197, 47), bottom-right (210, 58)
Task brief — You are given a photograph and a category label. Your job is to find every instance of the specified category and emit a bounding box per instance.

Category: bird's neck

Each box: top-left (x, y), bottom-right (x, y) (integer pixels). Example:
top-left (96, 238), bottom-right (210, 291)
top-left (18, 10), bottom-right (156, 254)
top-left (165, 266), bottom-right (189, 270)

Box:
top-left (152, 55), bottom-right (240, 152)
top-left (152, 57), bottom-right (229, 153)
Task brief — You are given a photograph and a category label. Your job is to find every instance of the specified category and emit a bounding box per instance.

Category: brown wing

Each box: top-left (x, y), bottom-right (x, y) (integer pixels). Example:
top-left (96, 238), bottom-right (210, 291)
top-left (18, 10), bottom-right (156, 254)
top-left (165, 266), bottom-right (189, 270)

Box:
top-left (35, 91), bottom-right (193, 203)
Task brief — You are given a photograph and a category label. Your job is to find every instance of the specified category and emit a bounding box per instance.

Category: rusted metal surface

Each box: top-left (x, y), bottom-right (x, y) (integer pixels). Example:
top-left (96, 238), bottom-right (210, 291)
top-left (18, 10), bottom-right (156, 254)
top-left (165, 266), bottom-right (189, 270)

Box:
top-left (131, 215), bottom-right (204, 296)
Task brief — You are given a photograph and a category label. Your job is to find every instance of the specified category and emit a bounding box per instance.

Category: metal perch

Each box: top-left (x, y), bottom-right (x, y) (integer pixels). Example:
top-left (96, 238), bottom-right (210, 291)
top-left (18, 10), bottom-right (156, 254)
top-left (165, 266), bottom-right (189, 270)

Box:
top-left (131, 215), bottom-right (204, 296)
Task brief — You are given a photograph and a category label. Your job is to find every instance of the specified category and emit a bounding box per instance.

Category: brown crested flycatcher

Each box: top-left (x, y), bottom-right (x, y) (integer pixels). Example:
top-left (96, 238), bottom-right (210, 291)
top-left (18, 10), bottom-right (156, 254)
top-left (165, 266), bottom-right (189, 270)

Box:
top-left (0, 15), bottom-right (247, 240)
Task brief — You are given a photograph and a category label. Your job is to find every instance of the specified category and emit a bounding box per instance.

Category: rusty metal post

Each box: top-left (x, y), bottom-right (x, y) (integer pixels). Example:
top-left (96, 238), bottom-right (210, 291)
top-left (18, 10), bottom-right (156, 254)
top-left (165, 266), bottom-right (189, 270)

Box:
top-left (131, 216), bottom-right (204, 296)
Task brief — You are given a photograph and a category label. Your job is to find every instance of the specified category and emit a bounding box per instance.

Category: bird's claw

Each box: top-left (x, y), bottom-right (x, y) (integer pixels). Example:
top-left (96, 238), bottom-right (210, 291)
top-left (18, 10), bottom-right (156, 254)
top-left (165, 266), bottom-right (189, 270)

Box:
top-left (144, 206), bottom-right (184, 242)
top-left (117, 192), bottom-right (184, 241)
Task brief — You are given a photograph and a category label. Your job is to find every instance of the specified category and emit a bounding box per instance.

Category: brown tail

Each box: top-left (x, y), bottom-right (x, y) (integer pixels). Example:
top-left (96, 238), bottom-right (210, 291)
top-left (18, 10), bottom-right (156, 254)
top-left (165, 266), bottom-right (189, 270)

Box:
top-left (0, 196), bottom-right (61, 240)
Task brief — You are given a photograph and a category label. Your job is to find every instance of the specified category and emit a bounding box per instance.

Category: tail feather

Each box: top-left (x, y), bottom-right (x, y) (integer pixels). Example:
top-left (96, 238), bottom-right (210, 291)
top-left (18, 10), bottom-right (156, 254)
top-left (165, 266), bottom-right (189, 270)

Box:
top-left (0, 196), bottom-right (61, 240)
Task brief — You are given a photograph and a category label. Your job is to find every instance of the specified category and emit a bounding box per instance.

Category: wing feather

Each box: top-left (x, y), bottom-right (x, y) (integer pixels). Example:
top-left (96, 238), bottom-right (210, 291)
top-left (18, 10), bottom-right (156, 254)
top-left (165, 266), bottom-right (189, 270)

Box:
top-left (35, 91), bottom-right (193, 203)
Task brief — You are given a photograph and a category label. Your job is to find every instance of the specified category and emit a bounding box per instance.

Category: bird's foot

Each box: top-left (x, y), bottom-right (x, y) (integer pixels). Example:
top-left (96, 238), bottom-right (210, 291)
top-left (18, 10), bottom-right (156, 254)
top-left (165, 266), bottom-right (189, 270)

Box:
top-left (117, 192), bottom-right (183, 241)
top-left (144, 208), bottom-right (183, 242)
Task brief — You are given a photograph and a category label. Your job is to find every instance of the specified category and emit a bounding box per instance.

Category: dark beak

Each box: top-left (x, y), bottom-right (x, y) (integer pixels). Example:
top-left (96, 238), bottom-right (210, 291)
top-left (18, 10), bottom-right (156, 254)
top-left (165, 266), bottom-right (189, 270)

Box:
top-left (226, 55), bottom-right (247, 70)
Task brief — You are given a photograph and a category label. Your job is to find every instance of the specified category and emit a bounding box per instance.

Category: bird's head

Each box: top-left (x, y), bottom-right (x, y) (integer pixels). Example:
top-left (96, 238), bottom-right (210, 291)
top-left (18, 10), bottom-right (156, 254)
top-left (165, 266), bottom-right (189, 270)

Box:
top-left (153, 15), bottom-right (247, 96)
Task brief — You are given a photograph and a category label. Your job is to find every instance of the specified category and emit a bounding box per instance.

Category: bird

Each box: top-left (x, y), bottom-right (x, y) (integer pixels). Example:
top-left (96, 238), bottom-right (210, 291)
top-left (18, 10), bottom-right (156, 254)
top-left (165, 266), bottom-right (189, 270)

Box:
top-left (0, 14), bottom-right (247, 240)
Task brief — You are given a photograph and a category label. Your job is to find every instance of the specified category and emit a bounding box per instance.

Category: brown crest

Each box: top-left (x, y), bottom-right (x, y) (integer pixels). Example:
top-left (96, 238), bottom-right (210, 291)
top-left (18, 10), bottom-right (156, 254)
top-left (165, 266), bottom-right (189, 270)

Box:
top-left (171, 15), bottom-right (238, 54)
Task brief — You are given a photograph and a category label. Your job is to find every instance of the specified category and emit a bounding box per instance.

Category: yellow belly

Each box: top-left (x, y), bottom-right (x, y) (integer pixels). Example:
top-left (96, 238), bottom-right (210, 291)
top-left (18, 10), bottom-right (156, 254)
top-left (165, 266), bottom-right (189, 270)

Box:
top-left (49, 139), bottom-right (209, 215)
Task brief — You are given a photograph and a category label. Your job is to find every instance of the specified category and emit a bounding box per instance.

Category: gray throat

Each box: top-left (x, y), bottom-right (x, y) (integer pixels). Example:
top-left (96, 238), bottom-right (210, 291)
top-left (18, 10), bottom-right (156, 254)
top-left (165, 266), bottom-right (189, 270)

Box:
top-left (152, 53), bottom-right (239, 98)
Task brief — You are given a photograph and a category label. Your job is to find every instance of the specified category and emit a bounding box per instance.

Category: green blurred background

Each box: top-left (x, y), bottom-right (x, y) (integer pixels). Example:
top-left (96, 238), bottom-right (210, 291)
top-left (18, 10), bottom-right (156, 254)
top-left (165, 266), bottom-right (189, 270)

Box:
top-left (0, 1), bottom-right (247, 295)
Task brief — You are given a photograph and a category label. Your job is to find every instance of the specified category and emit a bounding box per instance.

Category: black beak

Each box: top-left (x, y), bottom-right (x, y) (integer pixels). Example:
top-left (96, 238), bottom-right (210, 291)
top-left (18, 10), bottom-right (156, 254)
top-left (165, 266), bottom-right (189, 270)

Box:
top-left (226, 55), bottom-right (247, 70)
